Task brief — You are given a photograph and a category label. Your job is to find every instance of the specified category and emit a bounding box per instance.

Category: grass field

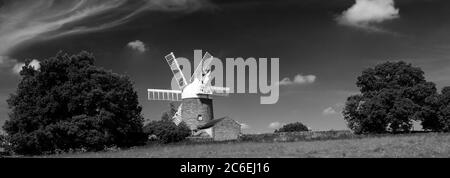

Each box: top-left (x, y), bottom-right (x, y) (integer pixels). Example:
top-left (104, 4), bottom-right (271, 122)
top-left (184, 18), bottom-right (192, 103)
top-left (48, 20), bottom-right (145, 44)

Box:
top-left (41, 132), bottom-right (450, 158)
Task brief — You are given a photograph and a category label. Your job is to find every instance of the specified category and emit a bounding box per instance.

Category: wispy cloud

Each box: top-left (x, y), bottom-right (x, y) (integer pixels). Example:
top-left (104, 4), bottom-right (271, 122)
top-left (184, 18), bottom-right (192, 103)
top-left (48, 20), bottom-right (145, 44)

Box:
top-left (337, 0), bottom-right (399, 32)
top-left (127, 40), bottom-right (148, 53)
top-left (279, 74), bottom-right (316, 86)
top-left (0, 0), bottom-right (212, 73)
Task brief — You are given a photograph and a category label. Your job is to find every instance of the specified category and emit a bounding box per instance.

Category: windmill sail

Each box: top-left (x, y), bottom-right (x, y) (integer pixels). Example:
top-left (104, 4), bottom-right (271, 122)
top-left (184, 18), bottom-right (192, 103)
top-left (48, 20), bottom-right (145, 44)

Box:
top-left (172, 104), bottom-right (183, 126)
top-left (148, 89), bottom-right (182, 101)
top-left (191, 52), bottom-right (213, 83)
top-left (209, 86), bottom-right (231, 96)
top-left (165, 53), bottom-right (188, 89)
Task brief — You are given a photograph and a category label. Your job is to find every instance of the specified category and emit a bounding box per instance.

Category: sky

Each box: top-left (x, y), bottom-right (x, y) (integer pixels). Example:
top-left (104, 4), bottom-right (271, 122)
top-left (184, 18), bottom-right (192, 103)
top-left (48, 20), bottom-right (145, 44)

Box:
top-left (1, 0), bottom-right (450, 134)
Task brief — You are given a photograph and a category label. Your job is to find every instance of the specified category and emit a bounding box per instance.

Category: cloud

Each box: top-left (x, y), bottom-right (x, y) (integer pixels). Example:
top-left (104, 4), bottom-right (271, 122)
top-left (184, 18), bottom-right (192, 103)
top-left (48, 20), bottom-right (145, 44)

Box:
top-left (323, 103), bottom-right (345, 116)
top-left (323, 107), bottom-right (338, 115)
top-left (12, 59), bottom-right (41, 74)
top-left (12, 64), bottom-right (25, 75)
top-left (127, 40), bottom-right (148, 53)
top-left (279, 74), bottom-right (317, 86)
top-left (240, 123), bottom-right (250, 130)
top-left (0, 0), bottom-right (212, 72)
top-left (268, 122), bottom-right (283, 129)
top-left (337, 0), bottom-right (399, 32)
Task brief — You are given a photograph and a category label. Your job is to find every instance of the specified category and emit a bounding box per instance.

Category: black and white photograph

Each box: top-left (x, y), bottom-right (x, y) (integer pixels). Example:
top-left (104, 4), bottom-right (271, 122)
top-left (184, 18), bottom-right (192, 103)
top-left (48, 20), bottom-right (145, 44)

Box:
top-left (1, 0), bottom-right (450, 171)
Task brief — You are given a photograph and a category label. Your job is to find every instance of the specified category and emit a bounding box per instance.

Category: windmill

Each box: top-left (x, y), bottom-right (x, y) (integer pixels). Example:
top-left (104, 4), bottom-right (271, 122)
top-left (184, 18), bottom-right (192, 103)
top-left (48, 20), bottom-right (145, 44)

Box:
top-left (148, 52), bottom-right (230, 131)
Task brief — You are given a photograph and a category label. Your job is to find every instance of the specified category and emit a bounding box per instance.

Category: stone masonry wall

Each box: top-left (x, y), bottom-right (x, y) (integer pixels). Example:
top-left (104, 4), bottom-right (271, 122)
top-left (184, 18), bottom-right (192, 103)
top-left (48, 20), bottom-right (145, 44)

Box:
top-left (182, 98), bottom-right (214, 130)
top-left (213, 118), bottom-right (241, 141)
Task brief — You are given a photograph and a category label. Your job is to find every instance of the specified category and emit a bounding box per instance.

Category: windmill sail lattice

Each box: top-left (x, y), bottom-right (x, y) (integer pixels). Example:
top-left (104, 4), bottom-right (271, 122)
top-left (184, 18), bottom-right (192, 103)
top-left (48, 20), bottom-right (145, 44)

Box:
top-left (191, 52), bottom-right (213, 83)
top-left (165, 53), bottom-right (188, 89)
top-left (209, 86), bottom-right (231, 96)
top-left (147, 89), bottom-right (182, 101)
top-left (173, 104), bottom-right (183, 126)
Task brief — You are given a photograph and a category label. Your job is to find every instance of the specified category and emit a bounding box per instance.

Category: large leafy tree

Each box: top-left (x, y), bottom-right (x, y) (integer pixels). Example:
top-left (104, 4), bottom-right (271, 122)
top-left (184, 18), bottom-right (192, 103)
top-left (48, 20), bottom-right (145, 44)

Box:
top-left (343, 61), bottom-right (438, 134)
top-left (3, 52), bottom-right (147, 155)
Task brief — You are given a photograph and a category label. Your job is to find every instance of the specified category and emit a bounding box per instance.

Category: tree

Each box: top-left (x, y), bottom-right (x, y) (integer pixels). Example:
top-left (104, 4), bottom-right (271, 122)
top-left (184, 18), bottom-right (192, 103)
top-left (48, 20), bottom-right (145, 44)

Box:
top-left (274, 122), bottom-right (309, 133)
top-left (3, 51), bottom-right (147, 155)
top-left (343, 61), bottom-right (438, 134)
top-left (343, 95), bottom-right (366, 134)
top-left (143, 120), bottom-right (191, 143)
top-left (423, 87), bottom-right (450, 131)
top-left (437, 87), bottom-right (450, 131)
top-left (415, 92), bottom-right (441, 131)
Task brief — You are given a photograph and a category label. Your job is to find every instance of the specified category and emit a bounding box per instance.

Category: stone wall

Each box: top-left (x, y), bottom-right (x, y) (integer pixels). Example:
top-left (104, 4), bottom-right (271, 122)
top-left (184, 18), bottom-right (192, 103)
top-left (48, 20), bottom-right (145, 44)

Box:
top-left (181, 98), bottom-right (214, 130)
top-left (240, 130), bottom-right (355, 142)
top-left (213, 118), bottom-right (241, 141)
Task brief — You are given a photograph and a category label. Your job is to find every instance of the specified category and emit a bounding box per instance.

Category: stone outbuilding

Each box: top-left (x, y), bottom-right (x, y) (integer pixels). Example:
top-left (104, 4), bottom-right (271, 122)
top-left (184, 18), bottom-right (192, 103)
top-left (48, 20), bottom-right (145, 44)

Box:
top-left (196, 117), bottom-right (241, 141)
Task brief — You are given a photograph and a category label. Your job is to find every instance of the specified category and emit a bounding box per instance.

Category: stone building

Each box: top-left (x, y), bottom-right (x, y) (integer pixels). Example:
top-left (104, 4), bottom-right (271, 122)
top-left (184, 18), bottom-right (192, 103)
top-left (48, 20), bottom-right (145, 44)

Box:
top-left (196, 117), bottom-right (241, 141)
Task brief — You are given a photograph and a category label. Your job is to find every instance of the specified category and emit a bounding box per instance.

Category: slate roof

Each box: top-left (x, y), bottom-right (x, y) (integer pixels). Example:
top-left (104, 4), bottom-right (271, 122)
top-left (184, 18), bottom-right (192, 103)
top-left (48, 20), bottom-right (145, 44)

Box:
top-left (197, 117), bottom-right (229, 130)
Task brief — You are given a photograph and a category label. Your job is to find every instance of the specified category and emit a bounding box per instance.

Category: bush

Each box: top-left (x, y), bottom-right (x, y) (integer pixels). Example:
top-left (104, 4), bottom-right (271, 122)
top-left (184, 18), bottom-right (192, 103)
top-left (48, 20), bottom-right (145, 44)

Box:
top-left (275, 122), bottom-right (309, 133)
top-left (3, 51), bottom-right (147, 155)
top-left (343, 61), bottom-right (439, 134)
top-left (143, 121), bottom-right (191, 143)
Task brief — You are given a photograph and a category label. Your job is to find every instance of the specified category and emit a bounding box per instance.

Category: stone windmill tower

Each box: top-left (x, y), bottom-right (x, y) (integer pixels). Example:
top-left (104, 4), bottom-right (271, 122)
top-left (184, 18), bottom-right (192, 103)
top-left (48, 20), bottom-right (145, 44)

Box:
top-left (148, 52), bottom-right (230, 131)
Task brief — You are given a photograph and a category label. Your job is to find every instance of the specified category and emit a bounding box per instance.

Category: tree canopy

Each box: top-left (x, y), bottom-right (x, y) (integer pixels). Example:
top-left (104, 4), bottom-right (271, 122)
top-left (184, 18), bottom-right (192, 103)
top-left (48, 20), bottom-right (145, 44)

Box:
top-left (343, 61), bottom-right (450, 134)
top-left (3, 51), bottom-right (147, 155)
top-left (275, 122), bottom-right (309, 133)
top-left (420, 86), bottom-right (450, 132)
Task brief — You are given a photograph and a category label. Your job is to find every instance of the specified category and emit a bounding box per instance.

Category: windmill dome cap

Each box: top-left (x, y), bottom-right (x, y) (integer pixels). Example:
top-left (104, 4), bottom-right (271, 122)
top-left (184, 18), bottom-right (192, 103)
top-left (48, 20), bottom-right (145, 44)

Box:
top-left (182, 80), bottom-right (209, 99)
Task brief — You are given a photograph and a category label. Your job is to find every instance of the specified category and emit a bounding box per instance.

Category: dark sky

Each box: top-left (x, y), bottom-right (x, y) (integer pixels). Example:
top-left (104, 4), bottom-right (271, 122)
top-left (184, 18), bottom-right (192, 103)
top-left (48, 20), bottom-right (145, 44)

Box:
top-left (1, 0), bottom-right (450, 133)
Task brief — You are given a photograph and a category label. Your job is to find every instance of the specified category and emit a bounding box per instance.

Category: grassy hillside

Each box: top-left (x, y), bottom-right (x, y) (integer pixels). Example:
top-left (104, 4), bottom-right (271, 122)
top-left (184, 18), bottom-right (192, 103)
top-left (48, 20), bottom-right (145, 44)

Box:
top-left (41, 133), bottom-right (450, 158)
